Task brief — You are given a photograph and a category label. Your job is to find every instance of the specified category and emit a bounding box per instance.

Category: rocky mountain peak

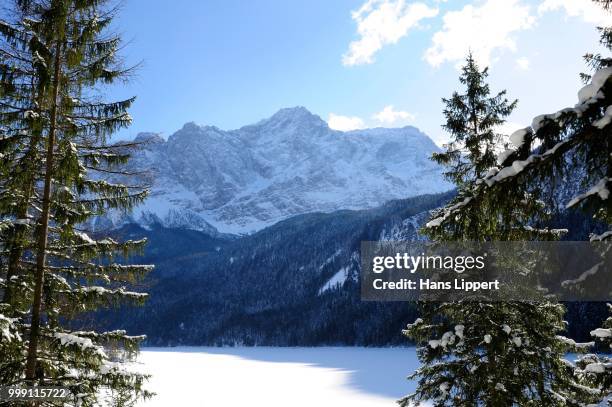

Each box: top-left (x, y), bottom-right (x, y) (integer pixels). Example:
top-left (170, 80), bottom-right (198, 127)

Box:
top-left (252, 106), bottom-right (328, 132)
top-left (134, 132), bottom-right (165, 144)
top-left (101, 108), bottom-right (452, 234)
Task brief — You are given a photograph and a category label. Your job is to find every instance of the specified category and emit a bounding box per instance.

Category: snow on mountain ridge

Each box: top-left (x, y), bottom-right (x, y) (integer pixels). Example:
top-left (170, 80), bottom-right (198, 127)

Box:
top-left (103, 107), bottom-right (452, 234)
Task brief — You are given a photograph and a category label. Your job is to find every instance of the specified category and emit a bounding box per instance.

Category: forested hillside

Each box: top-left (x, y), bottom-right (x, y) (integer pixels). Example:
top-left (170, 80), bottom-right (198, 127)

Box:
top-left (89, 190), bottom-right (607, 346)
top-left (95, 193), bottom-right (450, 346)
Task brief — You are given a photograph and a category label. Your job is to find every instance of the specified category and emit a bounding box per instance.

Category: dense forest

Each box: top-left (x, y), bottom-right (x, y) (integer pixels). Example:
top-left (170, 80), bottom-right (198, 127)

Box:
top-left (88, 189), bottom-right (606, 347)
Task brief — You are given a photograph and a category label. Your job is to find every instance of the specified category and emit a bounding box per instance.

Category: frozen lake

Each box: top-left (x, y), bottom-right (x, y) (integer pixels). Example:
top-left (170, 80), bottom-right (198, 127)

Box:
top-left (136, 347), bottom-right (420, 407)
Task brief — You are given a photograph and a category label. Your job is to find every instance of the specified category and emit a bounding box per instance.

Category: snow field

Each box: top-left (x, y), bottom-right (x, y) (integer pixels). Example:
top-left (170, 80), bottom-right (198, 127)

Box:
top-left (135, 347), bottom-right (422, 407)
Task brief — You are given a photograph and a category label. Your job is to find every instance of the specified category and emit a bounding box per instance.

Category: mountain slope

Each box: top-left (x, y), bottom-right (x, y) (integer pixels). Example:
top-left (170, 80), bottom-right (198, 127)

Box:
top-left (93, 190), bottom-right (608, 346)
top-left (100, 107), bottom-right (451, 234)
top-left (98, 192), bottom-right (453, 346)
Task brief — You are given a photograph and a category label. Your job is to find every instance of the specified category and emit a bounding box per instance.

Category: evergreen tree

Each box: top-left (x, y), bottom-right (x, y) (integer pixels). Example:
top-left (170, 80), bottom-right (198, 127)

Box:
top-left (432, 53), bottom-right (517, 188)
top-left (400, 56), bottom-right (599, 406)
top-left (0, 2), bottom-right (38, 308)
top-left (569, 2), bottom-right (612, 402)
top-left (583, 0), bottom-right (611, 80)
top-left (0, 0), bottom-right (55, 388)
top-left (405, 0), bottom-right (612, 403)
top-left (575, 303), bottom-right (611, 405)
top-left (0, 0), bottom-right (154, 405)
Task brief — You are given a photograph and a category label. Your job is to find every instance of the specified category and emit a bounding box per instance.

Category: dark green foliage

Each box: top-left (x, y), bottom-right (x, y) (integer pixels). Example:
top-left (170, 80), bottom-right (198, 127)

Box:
top-left (432, 53), bottom-right (517, 188)
top-left (0, 0), bottom-right (153, 405)
top-left (574, 304), bottom-right (611, 403)
top-left (402, 50), bottom-right (604, 405)
top-left (405, 302), bottom-right (595, 406)
top-left (406, 1), bottom-right (612, 404)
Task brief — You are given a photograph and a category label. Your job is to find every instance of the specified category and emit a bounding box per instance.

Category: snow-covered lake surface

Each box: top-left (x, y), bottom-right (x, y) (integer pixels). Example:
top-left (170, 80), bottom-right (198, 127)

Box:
top-left (136, 347), bottom-right (420, 407)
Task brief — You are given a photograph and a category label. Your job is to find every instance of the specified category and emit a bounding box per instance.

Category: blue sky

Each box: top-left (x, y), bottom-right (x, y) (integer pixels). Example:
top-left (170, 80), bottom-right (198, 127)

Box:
top-left (111, 0), bottom-right (611, 144)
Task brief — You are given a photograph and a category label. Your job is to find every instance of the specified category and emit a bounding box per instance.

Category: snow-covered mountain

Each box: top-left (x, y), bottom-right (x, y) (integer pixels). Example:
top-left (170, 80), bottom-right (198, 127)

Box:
top-left (99, 107), bottom-right (452, 234)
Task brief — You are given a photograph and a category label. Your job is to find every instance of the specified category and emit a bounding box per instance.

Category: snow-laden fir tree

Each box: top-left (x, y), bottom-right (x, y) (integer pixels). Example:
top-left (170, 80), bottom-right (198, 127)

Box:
top-left (0, 0), bottom-right (53, 388)
top-left (404, 0), bottom-right (612, 403)
top-left (575, 304), bottom-right (611, 406)
top-left (400, 55), bottom-right (600, 406)
top-left (0, 0), bottom-right (154, 405)
top-left (431, 52), bottom-right (517, 188)
top-left (567, 1), bottom-right (612, 403)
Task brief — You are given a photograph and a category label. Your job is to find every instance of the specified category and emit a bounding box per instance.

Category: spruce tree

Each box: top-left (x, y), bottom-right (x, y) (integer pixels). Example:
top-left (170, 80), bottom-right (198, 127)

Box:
top-left (404, 0), bottom-right (612, 402)
top-left (400, 55), bottom-right (599, 406)
top-left (568, 2), bottom-right (612, 402)
top-left (0, 0), bottom-right (54, 387)
top-left (432, 53), bottom-right (517, 188)
top-left (575, 304), bottom-right (611, 405)
top-left (0, 4), bottom-right (36, 308)
top-left (1, 0), bottom-right (154, 405)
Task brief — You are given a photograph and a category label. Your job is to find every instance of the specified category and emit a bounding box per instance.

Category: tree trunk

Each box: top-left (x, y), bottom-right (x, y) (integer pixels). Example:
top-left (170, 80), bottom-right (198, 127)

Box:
top-left (25, 40), bottom-right (62, 382)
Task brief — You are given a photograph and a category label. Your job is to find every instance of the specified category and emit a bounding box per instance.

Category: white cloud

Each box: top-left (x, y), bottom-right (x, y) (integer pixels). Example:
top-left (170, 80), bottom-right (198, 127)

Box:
top-left (343, 0), bottom-right (439, 66)
top-left (516, 57), bottom-right (530, 70)
top-left (327, 113), bottom-right (366, 131)
top-left (539, 0), bottom-right (612, 26)
top-left (372, 105), bottom-right (416, 125)
top-left (425, 0), bottom-right (535, 68)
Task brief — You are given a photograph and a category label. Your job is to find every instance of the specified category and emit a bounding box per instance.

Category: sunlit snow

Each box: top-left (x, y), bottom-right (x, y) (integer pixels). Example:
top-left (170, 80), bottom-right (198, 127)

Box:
top-left (135, 347), bottom-right (422, 407)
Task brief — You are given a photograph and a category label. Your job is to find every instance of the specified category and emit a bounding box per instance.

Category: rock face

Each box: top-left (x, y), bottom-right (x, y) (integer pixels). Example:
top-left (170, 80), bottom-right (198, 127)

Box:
top-left (102, 107), bottom-right (452, 234)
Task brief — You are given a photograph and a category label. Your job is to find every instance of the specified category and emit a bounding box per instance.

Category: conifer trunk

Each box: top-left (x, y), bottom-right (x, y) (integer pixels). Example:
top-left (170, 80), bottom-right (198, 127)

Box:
top-left (25, 40), bottom-right (62, 382)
